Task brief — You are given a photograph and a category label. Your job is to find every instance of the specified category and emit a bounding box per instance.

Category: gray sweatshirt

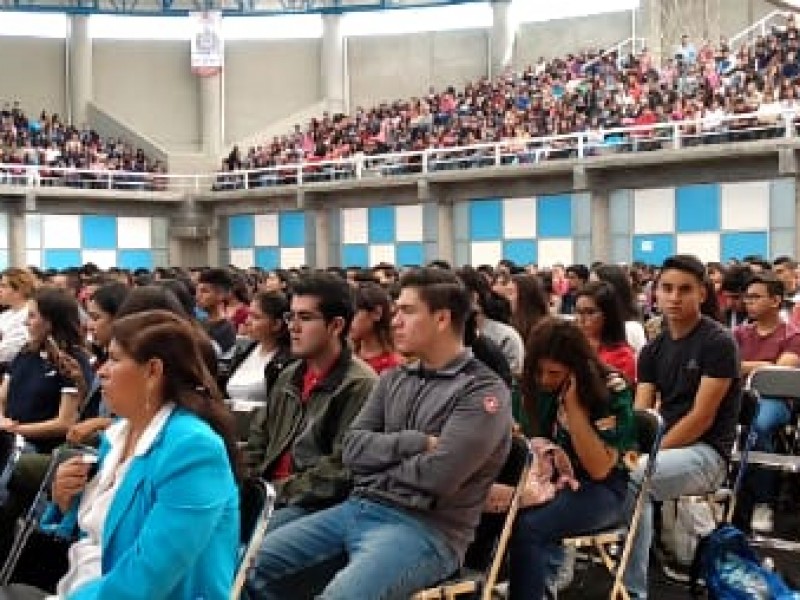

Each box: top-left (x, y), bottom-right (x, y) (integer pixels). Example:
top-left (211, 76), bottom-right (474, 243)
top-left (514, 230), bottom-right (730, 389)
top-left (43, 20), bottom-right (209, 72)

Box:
top-left (343, 350), bottom-right (512, 561)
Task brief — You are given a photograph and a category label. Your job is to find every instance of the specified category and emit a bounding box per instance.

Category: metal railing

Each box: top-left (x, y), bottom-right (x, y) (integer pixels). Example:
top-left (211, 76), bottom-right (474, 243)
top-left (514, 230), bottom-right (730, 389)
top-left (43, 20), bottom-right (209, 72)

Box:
top-left (729, 10), bottom-right (787, 49)
top-left (0, 109), bottom-right (797, 195)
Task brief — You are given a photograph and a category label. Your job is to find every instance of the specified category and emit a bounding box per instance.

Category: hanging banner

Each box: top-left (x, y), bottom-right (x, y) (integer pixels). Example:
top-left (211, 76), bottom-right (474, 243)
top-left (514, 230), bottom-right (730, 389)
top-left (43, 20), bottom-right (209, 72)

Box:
top-left (190, 11), bottom-right (223, 77)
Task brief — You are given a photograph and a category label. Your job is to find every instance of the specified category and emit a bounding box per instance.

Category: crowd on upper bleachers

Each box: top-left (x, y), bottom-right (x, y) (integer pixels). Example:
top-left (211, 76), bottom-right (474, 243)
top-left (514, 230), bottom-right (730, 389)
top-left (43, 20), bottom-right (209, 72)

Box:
top-left (0, 101), bottom-right (167, 191)
top-left (214, 12), bottom-right (800, 190)
top-left (0, 251), bottom-right (799, 598)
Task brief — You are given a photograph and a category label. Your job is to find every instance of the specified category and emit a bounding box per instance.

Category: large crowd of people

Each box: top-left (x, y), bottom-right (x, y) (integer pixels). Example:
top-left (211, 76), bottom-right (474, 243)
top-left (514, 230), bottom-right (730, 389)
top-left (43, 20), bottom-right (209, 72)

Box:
top-left (0, 102), bottom-right (167, 191)
top-left (214, 12), bottom-right (800, 190)
top-left (0, 251), bottom-right (796, 598)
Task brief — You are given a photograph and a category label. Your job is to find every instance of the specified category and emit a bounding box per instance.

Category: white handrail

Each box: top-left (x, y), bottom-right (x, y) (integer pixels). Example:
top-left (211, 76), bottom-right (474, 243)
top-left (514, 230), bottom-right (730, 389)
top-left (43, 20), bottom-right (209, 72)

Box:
top-left (0, 108), bottom-right (796, 194)
top-left (729, 10), bottom-right (787, 49)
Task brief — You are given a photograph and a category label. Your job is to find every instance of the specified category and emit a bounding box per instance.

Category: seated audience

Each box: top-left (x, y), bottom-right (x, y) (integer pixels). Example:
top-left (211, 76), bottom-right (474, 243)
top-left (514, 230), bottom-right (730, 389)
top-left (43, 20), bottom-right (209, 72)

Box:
top-left (732, 271), bottom-right (800, 533)
top-left (574, 281), bottom-right (637, 383)
top-left (591, 264), bottom-right (647, 353)
top-left (0, 268), bottom-right (36, 368)
top-left (350, 283), bottom-right (403, 375)
top-left (497, 317), bottom-right (635, 599)
top-left (625, 255), bottom-right (741, 599)
top-left (246, 267), bottom-right (512, 599)
top-left (0, 310), bottom-right (241, 599)
top-left (224, 291), bottom-right (294, 403)
top-left (196, 268), bottom-right (237, 355)
top-left (243, 273), bottom-right (376, 533)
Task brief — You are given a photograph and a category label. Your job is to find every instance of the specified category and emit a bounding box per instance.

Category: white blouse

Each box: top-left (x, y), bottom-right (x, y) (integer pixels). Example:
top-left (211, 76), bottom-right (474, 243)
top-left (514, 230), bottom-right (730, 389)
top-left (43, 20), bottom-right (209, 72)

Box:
top-left (226, 345), bottom-right (275, 404)
top-left (49, 404), bottom-right (175, 599)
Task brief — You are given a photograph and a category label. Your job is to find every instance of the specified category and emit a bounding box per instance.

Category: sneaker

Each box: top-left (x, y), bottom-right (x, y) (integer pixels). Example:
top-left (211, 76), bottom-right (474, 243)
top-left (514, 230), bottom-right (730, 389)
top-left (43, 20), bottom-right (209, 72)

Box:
top-left (555, 543), bottom-right (576, 591)
top-left (751, 503), bottom-right (774, 533)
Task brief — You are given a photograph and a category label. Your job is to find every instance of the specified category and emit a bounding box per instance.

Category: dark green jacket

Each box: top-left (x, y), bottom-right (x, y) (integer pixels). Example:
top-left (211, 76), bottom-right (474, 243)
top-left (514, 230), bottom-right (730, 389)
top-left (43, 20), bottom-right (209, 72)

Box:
top-left (244, 346), bottom-right (377, 508)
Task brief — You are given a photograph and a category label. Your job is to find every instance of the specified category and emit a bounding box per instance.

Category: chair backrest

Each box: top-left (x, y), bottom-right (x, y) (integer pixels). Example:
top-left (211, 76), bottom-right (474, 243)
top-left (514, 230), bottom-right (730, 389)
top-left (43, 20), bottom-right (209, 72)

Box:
top-left (634, 408), bottom-right (665, 467)
top-left (746, 366), bottom-right (800, 403)
top-left (230, 478), bottom-right (275, 600)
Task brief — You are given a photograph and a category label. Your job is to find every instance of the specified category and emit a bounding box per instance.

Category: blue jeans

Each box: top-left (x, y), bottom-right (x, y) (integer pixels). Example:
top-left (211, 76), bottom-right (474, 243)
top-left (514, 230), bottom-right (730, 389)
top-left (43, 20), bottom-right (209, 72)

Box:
top-left (623, 443), bottom-right (726, 599)
top-left (266, 504), bottom-right (312, 533)
top-left (742, 397), bottom-right (792, 508)
top-left (246, 498), bottom-right (460, 600)
top-left (509, 471), bottom-right (628, 600)
top-left (752, 398), bottom-right (791, 453)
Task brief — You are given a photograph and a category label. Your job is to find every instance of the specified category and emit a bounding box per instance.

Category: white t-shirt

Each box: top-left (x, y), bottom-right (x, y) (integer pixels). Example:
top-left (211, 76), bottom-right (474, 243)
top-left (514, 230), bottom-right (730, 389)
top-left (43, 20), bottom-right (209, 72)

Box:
top-left (226, 345), bottom-right (276, 404)
top-left (625, 320), bottom-right (647, 354)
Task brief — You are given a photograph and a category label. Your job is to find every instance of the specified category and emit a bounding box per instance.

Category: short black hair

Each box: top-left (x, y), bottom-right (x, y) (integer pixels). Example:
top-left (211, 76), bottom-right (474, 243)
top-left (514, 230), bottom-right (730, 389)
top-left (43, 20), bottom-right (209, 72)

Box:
top-left (198, 268), bottom-right (234, 292)
top-left (566, 264), bottom-right (590, 282)
top-left (774, 255), bottom-right (797, 270)
top-left (90, 282), bottom-right (130, 317)
top-left (400, 267), bottom-right (471, 334)
top-left (721, 264), bottom-right (754, 294)
top-left (290, 272), bottom-right (355, 340)
top-left (747, 271), bottom-right (785, 298)
top-left (661, 254), bottom-right (707, 284)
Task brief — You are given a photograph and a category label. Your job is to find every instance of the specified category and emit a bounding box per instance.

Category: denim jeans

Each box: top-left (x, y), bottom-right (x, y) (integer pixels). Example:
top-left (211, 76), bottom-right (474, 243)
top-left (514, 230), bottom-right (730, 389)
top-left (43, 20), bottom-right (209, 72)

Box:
top-left (623, 443), bottom-right (726, 599)
top-left (509, 471), bottom-right (628, 600)
top-left (266, 504), bottom-right (312, 533)
top-left (245, 498), bottom-right (459, 600)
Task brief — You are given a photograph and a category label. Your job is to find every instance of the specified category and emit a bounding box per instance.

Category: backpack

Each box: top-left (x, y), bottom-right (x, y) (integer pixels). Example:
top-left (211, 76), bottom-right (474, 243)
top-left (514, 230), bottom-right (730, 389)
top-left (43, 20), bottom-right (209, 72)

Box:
top-left (691, 525), bottom-right (800, 600)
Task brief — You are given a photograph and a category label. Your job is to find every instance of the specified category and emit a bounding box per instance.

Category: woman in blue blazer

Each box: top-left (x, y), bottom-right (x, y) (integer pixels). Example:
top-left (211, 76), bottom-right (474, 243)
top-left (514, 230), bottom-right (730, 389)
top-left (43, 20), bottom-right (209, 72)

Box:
top-left (22, 310), bottom-right (241, 600)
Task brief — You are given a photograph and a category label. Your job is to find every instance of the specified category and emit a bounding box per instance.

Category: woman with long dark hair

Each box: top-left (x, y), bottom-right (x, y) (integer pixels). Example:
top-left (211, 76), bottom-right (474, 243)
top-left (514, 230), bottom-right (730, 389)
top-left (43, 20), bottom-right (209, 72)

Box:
top-left (37, 310), bottom-right (241, 600)
top-left (574, 281), bottom-right (637, 383)
top-left (225, 291), bottom-right (294, 402)
top-left (508, 274), bottom-right (549, 345)
top-left (349, 283), bottom-right (402, 375)
top-left (591, 264), bottom-right (647, 353)
top-left (488, 318), bottom-right (636, 599)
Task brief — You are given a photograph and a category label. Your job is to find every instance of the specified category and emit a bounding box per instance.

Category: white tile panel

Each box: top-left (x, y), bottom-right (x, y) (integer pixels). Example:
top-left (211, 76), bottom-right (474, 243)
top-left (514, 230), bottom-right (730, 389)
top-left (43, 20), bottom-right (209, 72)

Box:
top-left (0, 213), bottom-right (8, 250)
top-left (676, 233), bottom-right (721, 263)
top-left (81, 250), bottom-right (117, 270)
top-left (43, 214), bottom-right (80, 249)
top-left (25, 249), bottom-right (41, 268)
top-left (721, 181), bottom-right (770, 231)
top-left (254, 213), bottom-right (279, 247)
top-left (470, 241), bottom-right (502, 266)
top-left (369, 244), bottom-right (396, 266)
top-left (341, 207), bottom-right (368, 244)
top-left (117, 216), bottom-right (152, 249)
top-left (502, 197), bottom-right (537, 239)
top-left (229, 249), bottom-right (254, 269)
top-left (25, 214), bottom-right (42, 249)
top-left (634, 188), bottom-right (675, 234)
top-left (395, 204), bottom-right (424, 242)
top-left (280, 247), bottom-right (306, 268)
top-left (538, 239), bottom-right (573, 267)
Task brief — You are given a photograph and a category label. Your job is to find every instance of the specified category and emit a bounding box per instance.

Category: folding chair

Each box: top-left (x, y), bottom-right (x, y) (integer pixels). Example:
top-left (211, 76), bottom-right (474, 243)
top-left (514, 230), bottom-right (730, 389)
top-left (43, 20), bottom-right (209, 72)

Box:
top-left (0, 432), bottom-right (24, 505)
top-left (411, 435), bottom-right (532, 600)
top-left (563, 408), bottom-right (665, 600)
top-left (230, 478), bottom-right (276, 600)
top-left (734, 366), bottom-right (800, 552)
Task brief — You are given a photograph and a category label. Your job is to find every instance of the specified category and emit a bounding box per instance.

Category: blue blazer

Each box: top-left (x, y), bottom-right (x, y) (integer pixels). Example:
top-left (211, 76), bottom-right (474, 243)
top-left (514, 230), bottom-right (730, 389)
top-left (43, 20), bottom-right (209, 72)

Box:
top-left (65, 408), bottom-right (239, 600)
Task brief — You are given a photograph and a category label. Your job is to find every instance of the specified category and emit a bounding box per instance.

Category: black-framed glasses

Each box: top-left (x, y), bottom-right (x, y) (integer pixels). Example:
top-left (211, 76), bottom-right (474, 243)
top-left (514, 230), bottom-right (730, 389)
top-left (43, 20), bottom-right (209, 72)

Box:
top-left (282, 311), bottom-right (325, 325)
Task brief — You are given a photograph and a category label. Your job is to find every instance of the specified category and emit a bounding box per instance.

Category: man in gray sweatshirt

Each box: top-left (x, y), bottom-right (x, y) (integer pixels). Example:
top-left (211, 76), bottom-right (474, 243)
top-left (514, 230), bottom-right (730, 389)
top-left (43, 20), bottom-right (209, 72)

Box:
top-left (246, 267), bottom-right (512, 600)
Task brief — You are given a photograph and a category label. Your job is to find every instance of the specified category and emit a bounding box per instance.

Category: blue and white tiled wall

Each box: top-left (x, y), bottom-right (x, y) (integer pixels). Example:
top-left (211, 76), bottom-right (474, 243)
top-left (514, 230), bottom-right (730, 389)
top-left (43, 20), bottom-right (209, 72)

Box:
top-left (25, 214), bottom-right (168, 270)
top-left (609, 180), bottom-right (796, 265)
top-left (454, 195), bottom-right (590, 267)
top-left (227, 212), bottom-right (307, 269)
top-left (0, 213), bottom-right (8, 271)
top-left (339, 205), bottom-right (430, 267)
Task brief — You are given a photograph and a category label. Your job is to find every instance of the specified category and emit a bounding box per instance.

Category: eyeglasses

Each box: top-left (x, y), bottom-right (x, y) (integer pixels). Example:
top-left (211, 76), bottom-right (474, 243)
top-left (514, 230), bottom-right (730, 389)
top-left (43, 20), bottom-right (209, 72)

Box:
top-left (282, 311), bottom-right (325, 325)
top-left (743, 293), bottom-right (770, 302)
top-left (574, 307), bottom-right (601, 318)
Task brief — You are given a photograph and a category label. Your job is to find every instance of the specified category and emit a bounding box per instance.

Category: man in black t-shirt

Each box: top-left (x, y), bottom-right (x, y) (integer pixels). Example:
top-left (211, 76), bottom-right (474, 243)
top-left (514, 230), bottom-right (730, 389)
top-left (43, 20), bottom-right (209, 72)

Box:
top-left (624, 255), bottom-right (741, 599)
top-left (196, 268), bottom-right (237, 355)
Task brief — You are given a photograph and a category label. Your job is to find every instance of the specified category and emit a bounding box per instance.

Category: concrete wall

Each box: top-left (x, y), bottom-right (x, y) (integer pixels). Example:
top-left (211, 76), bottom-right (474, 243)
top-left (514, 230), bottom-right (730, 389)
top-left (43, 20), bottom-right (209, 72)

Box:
top-left (224, 39), bottom-right (322, 145)
top-left (347, 29), bottom-right (488, 108)
top-left (0, 37), bottom-right (66, 118)
top-left (515, 11), bottom-right (635, 66)
top-left (93, 40), bottom-right (200, 150)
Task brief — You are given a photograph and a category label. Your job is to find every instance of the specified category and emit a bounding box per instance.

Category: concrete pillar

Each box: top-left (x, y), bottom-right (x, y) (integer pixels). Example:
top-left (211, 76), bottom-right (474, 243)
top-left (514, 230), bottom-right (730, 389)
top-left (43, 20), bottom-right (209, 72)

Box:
top-left (314, 207), bottom-right (330, 269)
top-left (490, 0), bottom-right (515, 78)
top-left (437, 201), bottom-right (455, 266)
top-left (199, 74), bottom-right (223, 157)
top-left (9, 208), bottom-right (26, 268)
top-left (590, 190), bottom-right (611, 264)
top-left (67, 15), bottom-right (92, 128)
top-left (321, 13), bottom-right (345, 114)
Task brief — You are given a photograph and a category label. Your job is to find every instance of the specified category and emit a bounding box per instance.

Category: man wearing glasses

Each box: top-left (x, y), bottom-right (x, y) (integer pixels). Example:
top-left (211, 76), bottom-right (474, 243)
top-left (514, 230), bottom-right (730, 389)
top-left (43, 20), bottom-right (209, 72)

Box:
top-left (246, 267), bottom-right (512, 600)
top-left (243, 272), bottom-right (377, 532)
top-left (733, 271), bottom-right (800, 534)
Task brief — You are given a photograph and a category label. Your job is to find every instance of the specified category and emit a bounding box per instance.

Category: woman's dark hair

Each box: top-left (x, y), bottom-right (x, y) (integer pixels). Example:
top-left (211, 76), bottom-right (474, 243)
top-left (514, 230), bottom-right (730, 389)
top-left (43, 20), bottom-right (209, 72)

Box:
top-left (253, 291), bottom-right (290, 348)
top-left (592, 264), bottom-right (640, 321)
top-left (353, 282), bottom-right (395, 351)
top-left (575, 281), bottom-right (628, 347)
top-left (110, 310), bottom-right (242, 483)
top-left (117, 285), bottom-right (189, 320)
top-left (90, 282), bottom-right (130, 318)
top-left (155, 279), bottom-right (196, 317)
top-left (701, 278), bottom-right (723, 323)
top-left (32, 287), bottom-right (83, 351)
top-left (521, 317), bottom-right (611, 437)
top-left (510, 274), bottom-right (549, 344)
top-left (230, 274), bottom-right (251, 305)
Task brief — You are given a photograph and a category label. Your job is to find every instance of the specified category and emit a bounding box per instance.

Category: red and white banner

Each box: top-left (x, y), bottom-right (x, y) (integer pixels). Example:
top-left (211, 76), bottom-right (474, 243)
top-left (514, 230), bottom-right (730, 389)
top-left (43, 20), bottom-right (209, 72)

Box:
top-left (190, 11), bottom-right (223, 77)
